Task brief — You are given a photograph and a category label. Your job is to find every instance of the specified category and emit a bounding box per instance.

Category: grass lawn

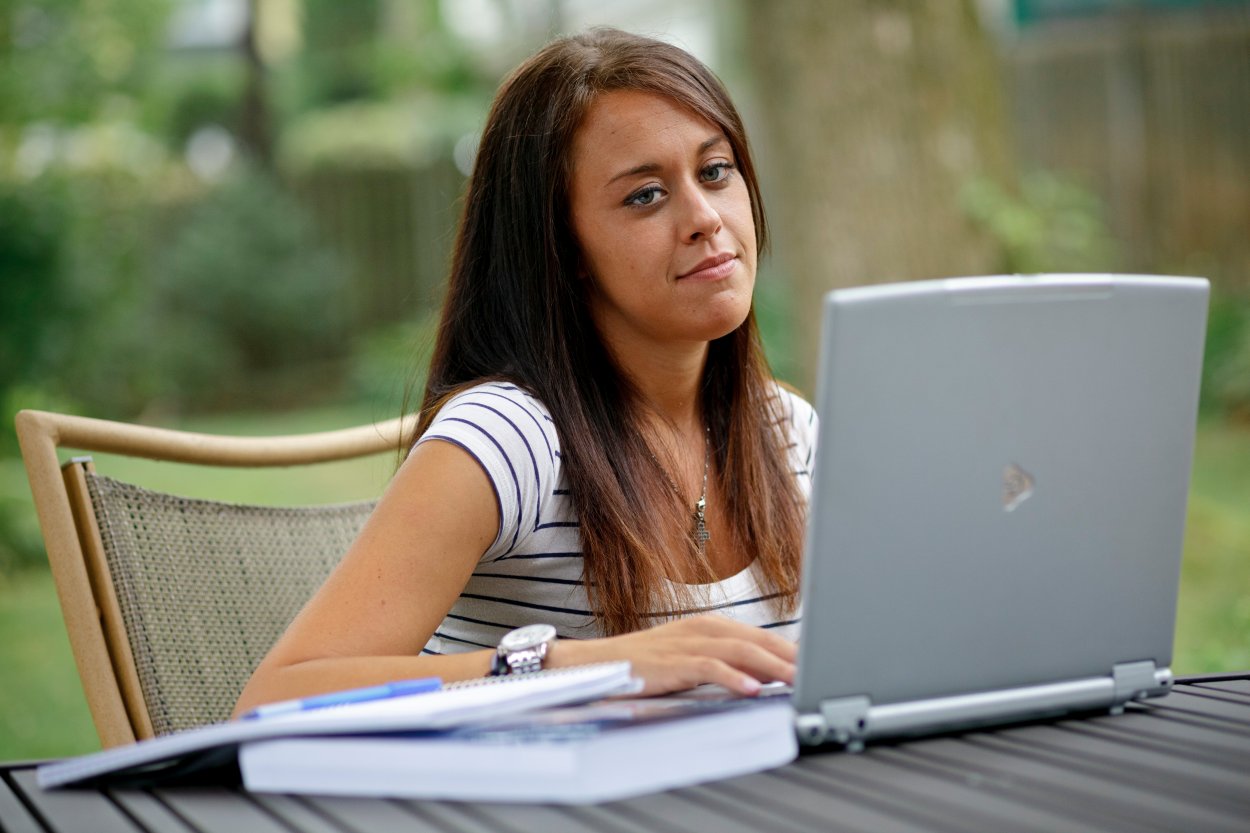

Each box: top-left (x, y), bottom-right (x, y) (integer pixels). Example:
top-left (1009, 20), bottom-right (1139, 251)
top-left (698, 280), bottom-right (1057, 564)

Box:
top-left (0, 410), bottom-right (1247, 761)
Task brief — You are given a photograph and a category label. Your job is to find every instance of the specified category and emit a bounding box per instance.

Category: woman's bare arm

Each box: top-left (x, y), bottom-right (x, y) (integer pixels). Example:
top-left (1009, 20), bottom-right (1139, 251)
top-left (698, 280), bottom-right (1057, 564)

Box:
top-left (233, 440), bottom-right (795, 718)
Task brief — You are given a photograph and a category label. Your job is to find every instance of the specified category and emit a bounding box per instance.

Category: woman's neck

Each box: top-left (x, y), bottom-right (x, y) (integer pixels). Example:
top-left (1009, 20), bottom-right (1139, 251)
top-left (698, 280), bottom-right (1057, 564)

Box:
top-left (618, 340), bottom-right (708, 433)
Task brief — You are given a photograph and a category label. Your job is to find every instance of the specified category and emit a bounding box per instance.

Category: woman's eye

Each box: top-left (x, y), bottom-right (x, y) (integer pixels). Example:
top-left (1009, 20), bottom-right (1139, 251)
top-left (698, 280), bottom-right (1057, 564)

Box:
top-left (700, 162), bottom-right (734, 183)
top-left (626, 186), bottom-right (663, 207)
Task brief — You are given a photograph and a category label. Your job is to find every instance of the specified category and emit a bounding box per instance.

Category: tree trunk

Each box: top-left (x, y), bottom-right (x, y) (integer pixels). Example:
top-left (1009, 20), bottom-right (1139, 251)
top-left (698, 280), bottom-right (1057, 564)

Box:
top-left (239, 0), bottom-right (275, 169)
top-left (743, 0), bottom-right (1014, 390)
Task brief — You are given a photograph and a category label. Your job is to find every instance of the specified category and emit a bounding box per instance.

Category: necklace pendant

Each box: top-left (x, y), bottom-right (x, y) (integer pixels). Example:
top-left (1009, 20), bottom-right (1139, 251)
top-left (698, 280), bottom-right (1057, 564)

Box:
top-left (693, 496), bottom-right (710, 547)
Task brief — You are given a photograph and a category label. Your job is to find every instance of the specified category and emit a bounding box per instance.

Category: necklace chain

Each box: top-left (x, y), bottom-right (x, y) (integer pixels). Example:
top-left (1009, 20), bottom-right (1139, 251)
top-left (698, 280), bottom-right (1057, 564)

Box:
top-left (650, 426), bottom-right (711, 554)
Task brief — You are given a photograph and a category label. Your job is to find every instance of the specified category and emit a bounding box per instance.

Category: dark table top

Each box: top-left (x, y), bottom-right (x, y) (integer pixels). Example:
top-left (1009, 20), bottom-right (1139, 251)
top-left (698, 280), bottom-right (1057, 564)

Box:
top-left (3, 673), bottom-right (1248, 833)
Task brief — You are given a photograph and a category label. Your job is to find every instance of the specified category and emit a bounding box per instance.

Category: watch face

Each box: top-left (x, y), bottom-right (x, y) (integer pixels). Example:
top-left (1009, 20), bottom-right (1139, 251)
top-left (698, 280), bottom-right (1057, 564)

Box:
top-left (500, 623), bottom-right (557, 652)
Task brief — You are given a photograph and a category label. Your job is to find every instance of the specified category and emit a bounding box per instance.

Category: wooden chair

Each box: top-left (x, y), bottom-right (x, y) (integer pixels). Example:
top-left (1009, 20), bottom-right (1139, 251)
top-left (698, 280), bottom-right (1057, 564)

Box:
top-left (15, 409), bottom-right (415, 748)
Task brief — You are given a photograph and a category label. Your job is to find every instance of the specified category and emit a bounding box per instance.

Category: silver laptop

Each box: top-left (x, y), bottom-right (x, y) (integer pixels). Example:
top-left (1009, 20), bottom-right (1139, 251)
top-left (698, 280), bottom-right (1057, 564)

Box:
top-left (791, 274), bottom-right (1209, 750)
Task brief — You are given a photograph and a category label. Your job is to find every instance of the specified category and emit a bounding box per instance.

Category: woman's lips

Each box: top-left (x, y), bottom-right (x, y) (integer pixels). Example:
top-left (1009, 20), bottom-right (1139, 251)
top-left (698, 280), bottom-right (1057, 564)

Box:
top-left (679, 253), bottom-right (737, 282)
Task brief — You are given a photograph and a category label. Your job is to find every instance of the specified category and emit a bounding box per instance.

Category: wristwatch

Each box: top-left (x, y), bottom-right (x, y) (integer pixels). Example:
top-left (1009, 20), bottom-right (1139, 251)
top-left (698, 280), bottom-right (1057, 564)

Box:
top-left (490, 623), bottom-right (558, 676)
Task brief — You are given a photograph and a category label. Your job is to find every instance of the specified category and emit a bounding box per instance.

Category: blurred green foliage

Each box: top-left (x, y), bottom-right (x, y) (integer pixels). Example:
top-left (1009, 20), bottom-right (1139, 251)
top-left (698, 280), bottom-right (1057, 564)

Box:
top-left (146, 58), bottom-right (248, 151)
top-left (0, 0), bottom-right (503, 577)
top-left (348, 310), bottom-right (439, 417)
top-left (154, 168), bottom-right (350, 406)
top-left (961, 171), bottom-right (1120, 274)
top-left (963, 171), bottom-right (1250, 418)
top-left (0, 177), bottom-right (71, 398)
top-left (0, 0), bottom-right (172, 124)
top-left (1204, 293), bottom-right (1250, 418)
top-left (292, 0), bottom-right (489, 111)
top-left (0, 164), bottom-right (347, 416)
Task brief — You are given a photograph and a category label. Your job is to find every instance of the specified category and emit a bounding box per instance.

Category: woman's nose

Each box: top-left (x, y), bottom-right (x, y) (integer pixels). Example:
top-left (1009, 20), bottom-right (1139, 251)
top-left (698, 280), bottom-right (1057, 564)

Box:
top-left (682, 186), bottom-right (723, 242)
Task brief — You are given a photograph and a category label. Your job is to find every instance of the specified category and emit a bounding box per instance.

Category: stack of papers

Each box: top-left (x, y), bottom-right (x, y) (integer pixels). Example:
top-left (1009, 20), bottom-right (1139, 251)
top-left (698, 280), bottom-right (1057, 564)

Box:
top-left (38, 662), bottom-right (636, 789)
top-left (241, 689), bottom-right (798, 803)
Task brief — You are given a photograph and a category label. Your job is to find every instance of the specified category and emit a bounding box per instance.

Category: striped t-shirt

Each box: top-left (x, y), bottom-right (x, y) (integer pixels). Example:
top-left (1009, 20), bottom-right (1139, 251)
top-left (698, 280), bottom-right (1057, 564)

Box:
top-left (416, 381), bottom-right (817, 655)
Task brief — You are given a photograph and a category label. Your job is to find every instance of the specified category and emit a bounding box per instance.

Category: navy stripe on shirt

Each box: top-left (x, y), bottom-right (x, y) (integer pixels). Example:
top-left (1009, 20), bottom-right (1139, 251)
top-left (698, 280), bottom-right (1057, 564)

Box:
top-left (470, 571), bottom-right (586, 586)
top-left (432, 630), bottom-right (496, 650)
top-left (459, 592), bottom-right (593, 618)
top-left (462, 400), bottom-right (545, 539)
top-left (478, 389), bottom-right (555, 464)
top-left (439, 417), bottom-right (524, 555)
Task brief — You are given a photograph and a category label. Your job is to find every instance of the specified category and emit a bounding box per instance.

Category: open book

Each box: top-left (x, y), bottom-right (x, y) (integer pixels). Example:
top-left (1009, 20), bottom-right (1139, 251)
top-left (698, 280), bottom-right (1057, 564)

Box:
top-left (240, 687), bottom-right (798, 803)
top-left (38, 662), bottom-right (636, 789)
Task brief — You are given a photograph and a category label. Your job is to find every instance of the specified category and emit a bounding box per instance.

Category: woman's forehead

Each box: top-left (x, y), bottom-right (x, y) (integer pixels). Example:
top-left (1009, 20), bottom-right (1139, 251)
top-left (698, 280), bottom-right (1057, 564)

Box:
top-left (571, 90), bottom-right (725, 178)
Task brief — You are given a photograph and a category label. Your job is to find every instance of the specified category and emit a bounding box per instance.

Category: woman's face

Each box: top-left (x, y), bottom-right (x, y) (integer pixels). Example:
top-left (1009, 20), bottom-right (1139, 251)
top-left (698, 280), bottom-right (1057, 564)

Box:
top-left (568, 90), bottom-right (756, 360)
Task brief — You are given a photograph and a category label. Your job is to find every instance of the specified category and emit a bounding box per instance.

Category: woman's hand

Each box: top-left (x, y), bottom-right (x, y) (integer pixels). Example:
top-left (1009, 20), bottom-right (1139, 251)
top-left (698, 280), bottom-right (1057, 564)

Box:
top-left (551, 614), bottom-right (797, 696)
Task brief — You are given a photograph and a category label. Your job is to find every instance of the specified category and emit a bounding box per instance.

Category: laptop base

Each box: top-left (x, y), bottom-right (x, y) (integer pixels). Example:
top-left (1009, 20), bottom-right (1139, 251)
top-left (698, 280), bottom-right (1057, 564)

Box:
top-left (796, 660), bottom-right (1173, 751)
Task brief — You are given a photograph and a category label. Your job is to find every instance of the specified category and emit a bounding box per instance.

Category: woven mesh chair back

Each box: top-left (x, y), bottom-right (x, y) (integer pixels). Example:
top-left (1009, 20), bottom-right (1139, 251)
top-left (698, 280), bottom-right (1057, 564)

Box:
top-left (84, 473), bottom-right (375, 735)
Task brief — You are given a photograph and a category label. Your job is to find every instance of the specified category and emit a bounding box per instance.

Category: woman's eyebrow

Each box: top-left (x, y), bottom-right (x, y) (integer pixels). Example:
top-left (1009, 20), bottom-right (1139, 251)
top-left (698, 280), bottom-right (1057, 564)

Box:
top-left (608, 161), bottom-right (661, 185)
top-left (697, 134), bottom-right (728, 155)
top-left (606, 134), bottom-right (729, 186)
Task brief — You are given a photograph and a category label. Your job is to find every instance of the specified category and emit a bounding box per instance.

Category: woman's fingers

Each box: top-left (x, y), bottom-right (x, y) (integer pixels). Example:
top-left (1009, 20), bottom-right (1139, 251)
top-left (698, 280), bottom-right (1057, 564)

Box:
top-left (629, 655), bottom-right (761, 696)
top-left (697, 636), bottom-right (796, 684)
top-left (611, 616), bottom-right (797, 695)
top-left (670, 614), bottom-right (799, 662)
top-left (551, 614), bottom-right (798, 696)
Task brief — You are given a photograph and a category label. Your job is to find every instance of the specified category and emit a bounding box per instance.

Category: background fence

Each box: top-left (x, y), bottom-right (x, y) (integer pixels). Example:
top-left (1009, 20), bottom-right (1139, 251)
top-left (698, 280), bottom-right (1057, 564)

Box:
top-left (291, 158), bottom-right (466, 330)
top-left (1011, 7), bottom-right (1250, 288)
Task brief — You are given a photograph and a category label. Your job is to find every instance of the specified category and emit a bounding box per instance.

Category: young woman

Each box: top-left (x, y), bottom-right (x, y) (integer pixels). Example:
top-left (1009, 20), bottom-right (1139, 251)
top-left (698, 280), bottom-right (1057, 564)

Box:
top-left (234, 28), bottom-right (816, 716)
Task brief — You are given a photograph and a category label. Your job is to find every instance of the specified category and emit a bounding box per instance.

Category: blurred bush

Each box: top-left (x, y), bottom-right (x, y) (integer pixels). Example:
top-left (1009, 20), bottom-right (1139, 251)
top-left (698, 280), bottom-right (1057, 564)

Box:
top-left (152, 167), bottom-right (350, 410)
top-left (347, 310), bottom-right (439, 417)
top-left (1204, 293), bottom-right (1250, 420)
top-left (1, 161), bottom-right (351, 416)
top-left (961, 171), bottom-right (1119, 275)
top-left (0, 177), bottom-right (72, 403)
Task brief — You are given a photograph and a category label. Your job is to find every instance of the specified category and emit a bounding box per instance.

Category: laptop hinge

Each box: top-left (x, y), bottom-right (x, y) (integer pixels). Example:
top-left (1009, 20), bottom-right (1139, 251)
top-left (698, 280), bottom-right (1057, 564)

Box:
top-left (795, 695), bottom-right (871, 751)
top-left (1110, 660), bottom-right (1173, 715)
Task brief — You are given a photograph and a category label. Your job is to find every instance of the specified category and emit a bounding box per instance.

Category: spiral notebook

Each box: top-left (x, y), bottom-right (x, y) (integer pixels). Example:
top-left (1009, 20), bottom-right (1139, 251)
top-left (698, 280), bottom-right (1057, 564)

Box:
top-left (38, 661), bottom-right (636, 789)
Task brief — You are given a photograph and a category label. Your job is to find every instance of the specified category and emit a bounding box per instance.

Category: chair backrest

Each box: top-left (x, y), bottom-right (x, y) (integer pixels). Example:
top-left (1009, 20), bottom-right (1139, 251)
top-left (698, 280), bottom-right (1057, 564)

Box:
top-left (15, 410), bottom-right (416, 747)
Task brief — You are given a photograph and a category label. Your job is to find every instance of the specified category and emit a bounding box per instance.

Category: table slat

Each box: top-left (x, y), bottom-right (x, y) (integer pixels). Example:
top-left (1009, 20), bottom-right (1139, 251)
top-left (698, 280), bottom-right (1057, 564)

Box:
top-left (403, 801), bottom-right (528, 833)
top-left (432, 803), bottom-right (609, 833)
top-left (959, 732), bottom-right (1245, 832)
top-left (1056, 709), bottom-right (1250, 770)
top-left (0, 771), bottom-right (46, 833)
top-left (150, 788), bottom-right (294, 833)
top-left (107, 790), bottom-right (199, 833)
top-left (823, 744), bottom-right (1092, 832)
top-left (306, 795), bottom-right (447, 833)
top-left (251, 795), bottom-right (354, 833)
top-left (998, 721), bottom-right (1250, 806)
top-left (604, 789), bottom-right (773, 833)
top-left (8, 771), bottom-right (133, 833)
top-left (1191, 680), bottom-right (1250, 699)
top-left (688, 766), bottom-right (934, 833)
top-left (867, 744), bottom-right (1101, 833)
top-left (1147, 690), bottom-right (1250, 726)
top-left (782, 754), bottom-right (1034, 833)
top-left (562, 803), bottom-right (688, 833)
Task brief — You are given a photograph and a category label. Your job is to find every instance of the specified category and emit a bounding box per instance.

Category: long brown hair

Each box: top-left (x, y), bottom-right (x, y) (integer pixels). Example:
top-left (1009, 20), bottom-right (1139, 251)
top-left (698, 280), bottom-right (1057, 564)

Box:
top-left (415, 28), bottom-right (804, 635)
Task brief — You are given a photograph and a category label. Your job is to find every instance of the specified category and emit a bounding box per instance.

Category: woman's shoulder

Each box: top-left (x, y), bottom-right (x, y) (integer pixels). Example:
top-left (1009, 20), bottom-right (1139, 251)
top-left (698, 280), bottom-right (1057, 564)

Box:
top-left (422, 379), bottom-right (561, 459)
top-left (439, 380), bottom-right (555, 422)
top-left (766, 381), bottom-right (817, 439)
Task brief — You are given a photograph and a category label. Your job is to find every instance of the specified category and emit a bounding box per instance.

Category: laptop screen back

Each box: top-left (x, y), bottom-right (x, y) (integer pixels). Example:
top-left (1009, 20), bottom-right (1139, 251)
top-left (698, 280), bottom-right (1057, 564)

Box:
top-left (793, 275), bottom-right (1208, 716)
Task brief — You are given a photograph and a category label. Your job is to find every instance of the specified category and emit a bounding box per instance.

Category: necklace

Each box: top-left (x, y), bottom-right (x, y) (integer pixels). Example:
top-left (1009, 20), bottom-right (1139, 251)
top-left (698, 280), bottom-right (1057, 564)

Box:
top-left (650, 427), bottom-right (711, 553)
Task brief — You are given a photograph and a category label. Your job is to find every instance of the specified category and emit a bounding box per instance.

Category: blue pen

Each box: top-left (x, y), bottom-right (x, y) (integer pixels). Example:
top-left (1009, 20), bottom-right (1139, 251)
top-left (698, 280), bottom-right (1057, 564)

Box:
top-left (243, 677), bottom-right (443, 720)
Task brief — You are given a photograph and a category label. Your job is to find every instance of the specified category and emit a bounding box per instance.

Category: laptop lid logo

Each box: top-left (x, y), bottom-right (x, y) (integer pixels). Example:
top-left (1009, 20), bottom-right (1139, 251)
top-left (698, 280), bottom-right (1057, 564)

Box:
top-left (1002, 463), bottom-right (1035, 512)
